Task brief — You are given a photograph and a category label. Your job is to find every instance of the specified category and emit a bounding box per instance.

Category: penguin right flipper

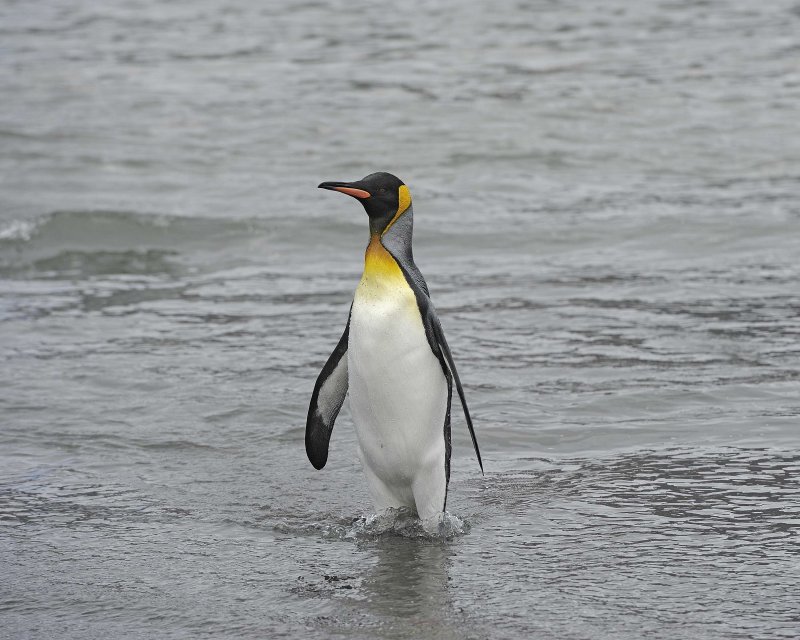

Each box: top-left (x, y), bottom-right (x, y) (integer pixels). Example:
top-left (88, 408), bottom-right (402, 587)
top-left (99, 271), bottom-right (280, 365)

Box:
top-left (305, 316), bottom-right (350, 470)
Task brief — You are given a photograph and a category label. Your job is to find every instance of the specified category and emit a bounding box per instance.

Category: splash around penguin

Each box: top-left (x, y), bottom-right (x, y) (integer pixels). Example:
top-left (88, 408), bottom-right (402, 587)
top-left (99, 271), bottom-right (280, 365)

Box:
top-left (305, 172), bottom-right (482, 521)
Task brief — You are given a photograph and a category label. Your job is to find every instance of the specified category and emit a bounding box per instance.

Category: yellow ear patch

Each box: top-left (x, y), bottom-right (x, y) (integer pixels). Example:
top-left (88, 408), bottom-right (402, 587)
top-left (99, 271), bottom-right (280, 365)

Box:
top-left (398, 184), bottom-right (411, 215)
top-left (381, 184), bottom-right (412, 236)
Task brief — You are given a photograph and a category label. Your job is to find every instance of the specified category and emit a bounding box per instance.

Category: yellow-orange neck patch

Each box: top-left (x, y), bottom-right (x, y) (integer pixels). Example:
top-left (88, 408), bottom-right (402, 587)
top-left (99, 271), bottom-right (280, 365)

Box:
top-left (356, 234), bottom-right (412, 303)
top-left (363, 234), bottom-right (403, 279)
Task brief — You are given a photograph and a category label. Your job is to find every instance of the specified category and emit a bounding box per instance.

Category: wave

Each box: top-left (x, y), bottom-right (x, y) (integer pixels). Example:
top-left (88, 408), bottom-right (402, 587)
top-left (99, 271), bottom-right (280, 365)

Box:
top-left (0, 208), bottom-right (364, 257)
top-left (0, 209), bottom-right (268, 250)
top-left (0, 219), bottom-right (40, 242)
top-left (0, 209), bottom-right (304, 278)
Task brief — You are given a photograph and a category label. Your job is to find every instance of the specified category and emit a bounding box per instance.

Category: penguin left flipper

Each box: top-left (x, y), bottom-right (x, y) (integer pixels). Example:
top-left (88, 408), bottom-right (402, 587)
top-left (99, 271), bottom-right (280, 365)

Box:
top-left (393, 256), bottom-right (484, 475)
top-left (427, 305), bottom-right (484, 474)
top-left (305, 313), bottom-right (350, 470)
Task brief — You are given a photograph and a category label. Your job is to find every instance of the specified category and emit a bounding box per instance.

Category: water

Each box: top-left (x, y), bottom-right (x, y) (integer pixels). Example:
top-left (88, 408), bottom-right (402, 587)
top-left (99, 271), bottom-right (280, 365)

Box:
top-left (2, 0), bottom-right (799, 638)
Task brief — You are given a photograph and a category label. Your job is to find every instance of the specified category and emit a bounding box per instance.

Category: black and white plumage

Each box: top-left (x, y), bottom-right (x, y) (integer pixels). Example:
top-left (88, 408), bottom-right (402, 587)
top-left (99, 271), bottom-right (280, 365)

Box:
top-left (305, 172), bottom-right (482, 520)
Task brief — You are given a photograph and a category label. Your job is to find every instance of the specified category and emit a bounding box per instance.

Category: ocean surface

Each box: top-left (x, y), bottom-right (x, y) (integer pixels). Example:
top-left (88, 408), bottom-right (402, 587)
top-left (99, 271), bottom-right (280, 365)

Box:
top-left (2, 0), bottom-right (799, 638)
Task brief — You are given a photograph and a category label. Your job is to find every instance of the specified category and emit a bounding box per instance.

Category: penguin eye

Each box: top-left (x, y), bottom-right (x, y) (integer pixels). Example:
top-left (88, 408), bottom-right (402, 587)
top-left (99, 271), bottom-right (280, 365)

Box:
top-left (378, 187), bottom-right (387, 194)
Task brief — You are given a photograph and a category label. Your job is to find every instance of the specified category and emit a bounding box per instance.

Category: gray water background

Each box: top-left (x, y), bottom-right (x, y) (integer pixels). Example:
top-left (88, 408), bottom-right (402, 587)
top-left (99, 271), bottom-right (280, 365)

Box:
top-left (2, 0), bottom-right (800, 638)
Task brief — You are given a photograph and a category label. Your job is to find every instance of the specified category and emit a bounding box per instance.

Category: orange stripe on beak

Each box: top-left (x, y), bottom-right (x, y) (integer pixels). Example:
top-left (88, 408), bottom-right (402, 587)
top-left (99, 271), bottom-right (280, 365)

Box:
top-left (332, 186), bottom-right (371, 199)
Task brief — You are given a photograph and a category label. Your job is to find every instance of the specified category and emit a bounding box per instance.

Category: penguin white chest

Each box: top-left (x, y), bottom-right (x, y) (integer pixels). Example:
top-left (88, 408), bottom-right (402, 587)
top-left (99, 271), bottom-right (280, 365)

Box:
top-left (347, 239), bottom-right (447, 516)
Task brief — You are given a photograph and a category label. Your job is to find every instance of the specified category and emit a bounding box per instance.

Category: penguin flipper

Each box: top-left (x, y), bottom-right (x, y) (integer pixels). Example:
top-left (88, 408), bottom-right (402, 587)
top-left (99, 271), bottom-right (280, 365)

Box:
top-left (305, 317), bottom-right (350, 470)
top-left (430, 316), bottom-right (484, 474)
top-left (381, 238), bottom-right (483, 474)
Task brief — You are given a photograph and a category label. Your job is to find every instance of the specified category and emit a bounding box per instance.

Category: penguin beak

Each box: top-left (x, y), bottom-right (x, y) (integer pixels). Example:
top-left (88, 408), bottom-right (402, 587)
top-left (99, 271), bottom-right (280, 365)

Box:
top-left (318, 181), bottom-right (371, 199)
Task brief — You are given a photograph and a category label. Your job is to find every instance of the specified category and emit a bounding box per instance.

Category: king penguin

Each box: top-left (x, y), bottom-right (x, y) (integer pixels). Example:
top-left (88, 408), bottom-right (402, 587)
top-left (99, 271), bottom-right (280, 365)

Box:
top-left (305, 172), bottom-right (482, 521)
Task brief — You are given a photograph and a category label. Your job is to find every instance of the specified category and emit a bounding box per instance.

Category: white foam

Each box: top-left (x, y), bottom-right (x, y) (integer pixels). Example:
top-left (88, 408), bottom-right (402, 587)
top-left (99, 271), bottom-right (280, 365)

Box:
top-left (275, 508), bottom-right (470, 541)
top-left (0, 218), bottom-right (40, 242)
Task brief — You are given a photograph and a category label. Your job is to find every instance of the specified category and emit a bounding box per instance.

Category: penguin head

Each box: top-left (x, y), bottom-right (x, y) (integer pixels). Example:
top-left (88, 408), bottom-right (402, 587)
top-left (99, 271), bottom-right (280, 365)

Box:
top-left (318, 172), bottom-right (412, 235)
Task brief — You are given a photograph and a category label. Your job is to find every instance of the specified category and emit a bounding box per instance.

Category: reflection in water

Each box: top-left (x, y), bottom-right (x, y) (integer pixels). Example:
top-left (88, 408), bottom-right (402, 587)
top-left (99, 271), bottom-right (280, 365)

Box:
top-left (349, 540), bottom-right (486, 640)
top-left (296, 536), bottom-right (478, 639)
top-left (364, 542), bottom-right (452, 618)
